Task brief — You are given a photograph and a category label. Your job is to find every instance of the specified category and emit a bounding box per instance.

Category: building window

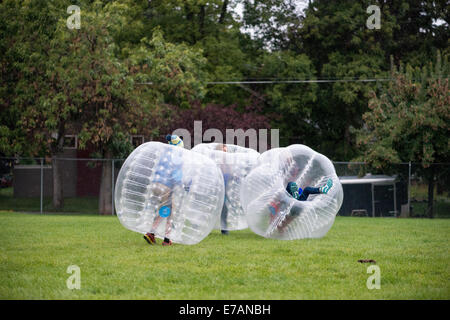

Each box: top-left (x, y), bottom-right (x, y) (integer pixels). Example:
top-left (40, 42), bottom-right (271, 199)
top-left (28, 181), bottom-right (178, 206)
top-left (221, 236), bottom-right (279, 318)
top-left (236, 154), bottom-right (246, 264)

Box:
top-left (131, 135), bottom-right (144, 148)
top-left (63, 135), bottom-right (78, 149)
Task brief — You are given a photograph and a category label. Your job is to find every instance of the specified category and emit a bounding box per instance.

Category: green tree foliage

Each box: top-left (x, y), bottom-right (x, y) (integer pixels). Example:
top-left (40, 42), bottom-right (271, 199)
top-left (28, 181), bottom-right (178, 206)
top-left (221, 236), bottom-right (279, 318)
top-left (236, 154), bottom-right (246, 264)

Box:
top-left (133, 0), bottom-right (250, 105)
top-left (355, 52), bottom-right (450, 217)
top-left (293, 0), bottom-right (398, 160)
top-left (0, 0), bottom-right (207, 214)
top-left (242, 0), bottom-right (301, 50)
top-left (259, 0), bottom-right (447, 159)
top-left (226, 1), bottom-right (319, 146)
top-left (0, 0), bottom-right (448, 216)
top-left (0, 0), bottom-right (80, 209)
top-left (0, 0), bottom-right (62, 157)
top-left (379, 0), bottom-right (449, 65)
top-left (246, 50), bottom-right (317, 147)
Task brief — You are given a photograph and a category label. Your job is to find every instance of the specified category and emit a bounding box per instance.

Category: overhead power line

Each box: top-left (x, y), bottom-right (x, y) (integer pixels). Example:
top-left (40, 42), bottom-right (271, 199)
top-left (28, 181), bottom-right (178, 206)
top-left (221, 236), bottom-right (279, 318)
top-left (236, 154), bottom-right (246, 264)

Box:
top-left (206, 79), bottom-right (392, 84)
top-left (138, 76), bottom-right (448, 85)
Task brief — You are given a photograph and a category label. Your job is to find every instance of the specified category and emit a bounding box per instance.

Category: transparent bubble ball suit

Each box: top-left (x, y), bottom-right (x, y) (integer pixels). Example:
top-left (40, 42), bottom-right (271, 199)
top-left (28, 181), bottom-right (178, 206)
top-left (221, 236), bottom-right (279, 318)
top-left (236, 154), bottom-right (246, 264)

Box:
top-left (240, 144), bottom-right (343, 240)
top-left (115, 142), bottom-right (225, 245)
top-left (192, 143), bottom-right (260, 231)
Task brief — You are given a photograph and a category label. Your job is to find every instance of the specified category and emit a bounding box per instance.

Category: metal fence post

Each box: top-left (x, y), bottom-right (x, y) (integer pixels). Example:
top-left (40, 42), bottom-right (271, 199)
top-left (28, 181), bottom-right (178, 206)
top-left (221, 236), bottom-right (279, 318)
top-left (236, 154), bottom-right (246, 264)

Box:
top-left (393, 181), bottom-right (397, 217)
top-left (111, 159), bottom-right (115, 215)
top-left (408, 161), bottom-right (411, 213)
top-left (40, 157), bottom-right (43, 214)
top-left (371, 183), bottom-right (375, 217)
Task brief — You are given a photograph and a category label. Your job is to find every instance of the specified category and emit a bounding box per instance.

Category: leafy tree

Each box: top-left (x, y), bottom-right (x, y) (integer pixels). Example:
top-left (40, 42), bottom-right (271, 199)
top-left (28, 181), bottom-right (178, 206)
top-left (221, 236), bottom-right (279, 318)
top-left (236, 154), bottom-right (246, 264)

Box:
top-left (109, 1), bottom-right (304, 142)
top-left (60, 3), bottom-right (207, 215)
top-left (291, 0), bottom-right (398, 160)
top-left (136, 0), bottom-right (259, 107)
top-left (378, 0), bottom-right (449, 66)
top-left (264, 0), bottom-right (447, 159)
top-left (246, 50), bottom-right (318, 147)
top-left (0, 0), bottom-right (80, 208)
top-left (53, 2), bottom-right (145, 214)
top-left (0, 0), bottom-right (207, 214)
top-left (0, 0), bottom-right (60, 156)
top-left (355, 52), bottom-right (449, 217)
top-left (241, 0), bottom-right (303, 51)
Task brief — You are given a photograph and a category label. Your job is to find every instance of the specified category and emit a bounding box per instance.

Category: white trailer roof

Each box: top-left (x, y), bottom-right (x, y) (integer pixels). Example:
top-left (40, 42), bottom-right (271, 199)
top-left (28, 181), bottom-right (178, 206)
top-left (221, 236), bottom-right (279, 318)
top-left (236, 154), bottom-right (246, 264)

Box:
top-left (339, 175), bottom-right (397, 185)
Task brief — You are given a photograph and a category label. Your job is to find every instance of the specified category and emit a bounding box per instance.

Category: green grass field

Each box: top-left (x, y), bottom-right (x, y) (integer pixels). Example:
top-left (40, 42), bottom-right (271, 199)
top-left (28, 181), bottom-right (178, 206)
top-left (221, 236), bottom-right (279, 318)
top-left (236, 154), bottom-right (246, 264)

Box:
top-left (0, 187), bottom-right (98, 213)
top-left (0, 211), bottom-right (449, 299)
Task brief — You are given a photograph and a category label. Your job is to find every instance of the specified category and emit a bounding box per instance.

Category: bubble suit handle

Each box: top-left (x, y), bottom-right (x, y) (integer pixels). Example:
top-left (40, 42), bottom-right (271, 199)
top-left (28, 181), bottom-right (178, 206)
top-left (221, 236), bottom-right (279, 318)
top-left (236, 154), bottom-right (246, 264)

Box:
top-left (241, 144), bottom-right (343, 240)
top-left (115, 142), bottom-right (225, 245)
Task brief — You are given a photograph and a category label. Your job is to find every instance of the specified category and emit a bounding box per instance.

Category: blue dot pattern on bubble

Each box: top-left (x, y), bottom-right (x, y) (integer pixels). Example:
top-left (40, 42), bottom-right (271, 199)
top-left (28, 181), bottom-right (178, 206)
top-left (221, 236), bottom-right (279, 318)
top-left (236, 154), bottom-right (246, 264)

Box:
top-left (153, 152), bottom-right (183, 188)
top-left (172, 169), bottom-right (182, 182)
top-left (159, 206), bottom-right (171, 218)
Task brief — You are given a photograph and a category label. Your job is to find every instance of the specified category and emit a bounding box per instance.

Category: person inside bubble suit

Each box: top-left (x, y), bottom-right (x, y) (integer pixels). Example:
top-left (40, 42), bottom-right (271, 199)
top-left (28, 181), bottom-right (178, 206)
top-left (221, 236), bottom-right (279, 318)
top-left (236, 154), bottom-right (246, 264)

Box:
top-left (215, 143), bottom-right (232, 235)
top-left (286, 180), bottom-right (333, 201)
top-left (268, 179), bottom-right (333, 216)
top-left (143, 134), bottom-right (184, 246)
top-left (267, 149), bottom-right (334, 232)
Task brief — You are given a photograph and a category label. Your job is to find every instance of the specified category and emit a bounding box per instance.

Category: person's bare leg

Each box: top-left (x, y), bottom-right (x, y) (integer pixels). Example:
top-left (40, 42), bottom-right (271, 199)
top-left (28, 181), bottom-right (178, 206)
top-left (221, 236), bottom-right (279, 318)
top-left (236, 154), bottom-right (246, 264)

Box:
top-left (162, 190), bottom-right (175, 246)
top-left (151, 183), bottom-right (171, 231)
top-left (144, 183), bottom-right (171, 245)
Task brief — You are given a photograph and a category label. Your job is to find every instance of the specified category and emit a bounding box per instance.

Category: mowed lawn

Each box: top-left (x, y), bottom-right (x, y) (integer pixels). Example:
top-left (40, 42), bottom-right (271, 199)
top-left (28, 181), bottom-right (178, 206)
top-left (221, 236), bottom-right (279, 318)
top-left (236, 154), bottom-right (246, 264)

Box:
top-left (0, 211), bottom-right (449, 300)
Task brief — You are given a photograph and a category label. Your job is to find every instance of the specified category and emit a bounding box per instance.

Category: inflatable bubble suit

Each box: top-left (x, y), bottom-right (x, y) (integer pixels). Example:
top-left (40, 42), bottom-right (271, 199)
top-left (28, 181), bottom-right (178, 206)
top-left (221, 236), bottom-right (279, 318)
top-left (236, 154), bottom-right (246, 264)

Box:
top-left (191, 143), bottom-right (260, 231)
top-left (115, 142), bottom-right (225, 245)
top-left (240, 144), bottom-right (343, 240)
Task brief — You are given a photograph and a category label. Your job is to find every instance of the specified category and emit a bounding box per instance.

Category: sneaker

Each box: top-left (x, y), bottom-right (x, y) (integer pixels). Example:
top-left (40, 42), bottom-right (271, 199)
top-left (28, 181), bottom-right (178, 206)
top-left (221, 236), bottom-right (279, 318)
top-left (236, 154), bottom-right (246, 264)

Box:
top-left (143, 233), bottom-right (156, 245)
top-left (320, 178), bottom-right (333, 194)
top-left (221, 230), bottom-right (229, 235)
top-left (162, 239), bottom-right (173, 246)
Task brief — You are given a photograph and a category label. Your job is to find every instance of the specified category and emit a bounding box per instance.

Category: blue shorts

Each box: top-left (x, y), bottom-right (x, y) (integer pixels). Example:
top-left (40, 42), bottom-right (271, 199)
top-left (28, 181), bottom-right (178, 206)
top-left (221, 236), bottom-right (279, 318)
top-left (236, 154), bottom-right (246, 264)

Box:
top-left (223, 173), bottom-right (231, 186)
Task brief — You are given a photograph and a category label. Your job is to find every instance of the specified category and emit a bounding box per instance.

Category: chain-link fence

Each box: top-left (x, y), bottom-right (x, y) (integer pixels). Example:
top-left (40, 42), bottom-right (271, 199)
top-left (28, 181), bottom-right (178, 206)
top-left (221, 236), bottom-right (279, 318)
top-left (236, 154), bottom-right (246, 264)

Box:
top-left (0, 157), bottom-right (448, 218)
top-left (0, 157), bottom-right (123, 215)
top-left (334, 162), bottom-right (449, 218)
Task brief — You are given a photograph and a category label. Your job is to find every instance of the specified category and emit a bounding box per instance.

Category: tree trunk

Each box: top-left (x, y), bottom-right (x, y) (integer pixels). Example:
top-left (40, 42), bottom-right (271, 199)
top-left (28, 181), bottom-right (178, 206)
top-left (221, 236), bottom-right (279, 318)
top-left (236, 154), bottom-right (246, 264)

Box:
top-left (184, 3), bottom-right (196, 44)
top-left (99, 150), bottom-right (113, 215)
top-left (52, 155), bottom-right (64, 210)
top-left (427, 166), bottom-right (435, 219)
top-left (199, 5), bottom-right (206, 38)
top-left (219, 0), bottom-right (229, 24)
top-left (52, 131), bottom-right (65, 210)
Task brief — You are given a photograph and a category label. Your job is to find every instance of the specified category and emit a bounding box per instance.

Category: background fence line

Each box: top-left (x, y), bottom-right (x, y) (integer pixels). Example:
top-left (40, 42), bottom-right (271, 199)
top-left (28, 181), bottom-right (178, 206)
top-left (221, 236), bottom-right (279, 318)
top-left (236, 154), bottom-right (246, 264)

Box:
top-left (0, 157), bottom-right (448, 218)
